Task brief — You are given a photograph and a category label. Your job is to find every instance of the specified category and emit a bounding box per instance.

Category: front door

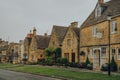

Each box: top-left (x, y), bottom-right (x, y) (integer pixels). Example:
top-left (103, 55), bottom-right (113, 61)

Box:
top-left (72, 53), bottom-right (75, 62)
top-left (93, 48), bottom-right (101, 69)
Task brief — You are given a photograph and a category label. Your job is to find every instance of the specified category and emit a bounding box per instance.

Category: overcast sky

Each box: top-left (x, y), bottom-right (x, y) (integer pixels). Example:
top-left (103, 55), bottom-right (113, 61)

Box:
top-left (0, 0), bottom-right (110, 42)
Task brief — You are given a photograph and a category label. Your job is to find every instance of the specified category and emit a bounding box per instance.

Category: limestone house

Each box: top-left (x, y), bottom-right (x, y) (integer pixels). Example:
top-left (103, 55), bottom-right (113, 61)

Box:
top-left (8, 42), bottom-right (21, 64)
top-left (49, 25), bottom-right (68, 48)
top-left (49, 22), bottom-right (80, 62)
top-left (62, 22), bottom-right (80, 63)
top-left (0, 40), bottom-right (9, 63)
top-left (24, 28), bottom-right (50, 62)
top-left (80, 0), bottom-right (120, 70)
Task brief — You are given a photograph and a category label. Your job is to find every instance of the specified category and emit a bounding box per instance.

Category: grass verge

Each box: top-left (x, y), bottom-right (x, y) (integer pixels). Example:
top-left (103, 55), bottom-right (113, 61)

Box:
top-left (0, 64), bottom-right (120, 80)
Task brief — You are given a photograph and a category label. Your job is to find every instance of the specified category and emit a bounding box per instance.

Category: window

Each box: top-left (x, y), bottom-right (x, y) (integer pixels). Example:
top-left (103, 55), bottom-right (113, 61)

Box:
top-left (95, 4), bottom-right (101, 18)
top-left (92, 26), bottom-right (97, 37)
top-left (111, 21), bottom-right (117, 33)
top-left (64, 53), bottom-right (69, 61)
top-left (67, 39), bottom-right (71, 47)
top-left (117, 49), bottom-right (120, 60)
top-left (32, 45), bottom-right (35, 51)
top-left (101, 48), bottom-right (106, 58)
top-left (111, 48), bottom-right (115, 57)
top-left (32, 55), bottom-right (34, 60)
top-left (16, 47), bottom-right (18, 52)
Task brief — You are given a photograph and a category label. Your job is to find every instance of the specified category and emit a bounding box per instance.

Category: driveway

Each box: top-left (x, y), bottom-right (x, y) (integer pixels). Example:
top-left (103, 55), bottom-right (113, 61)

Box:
top-left (0, 69), bottom-right (61, 80)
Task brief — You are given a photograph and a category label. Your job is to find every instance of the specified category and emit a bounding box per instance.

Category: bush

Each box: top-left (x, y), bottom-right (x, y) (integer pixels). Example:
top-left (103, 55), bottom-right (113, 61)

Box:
top-left (56, 58), bottom-right (61, 63)
top-left (79, 62), bottom-right (86, 68)
top-left (45, 57), bottom-right (54, 66)
top-left (69, 62), bottom-right (76, 67)
top-left (101, 63), bottom-right (108, 71)
top-left (110, 56), bottom-right (117, 72)
top-left (22, 58), bottom-right (28, 64)
top-left (28, 62), bottom-right (38, 65)
top-left (87, 64), bottom-right (93, 70)
top-left (85, 56), bottom-right (90, 67)
top-left (37, 59), bottom-right (45, 65)
top-left (61, 58), bottom-right (68, 66)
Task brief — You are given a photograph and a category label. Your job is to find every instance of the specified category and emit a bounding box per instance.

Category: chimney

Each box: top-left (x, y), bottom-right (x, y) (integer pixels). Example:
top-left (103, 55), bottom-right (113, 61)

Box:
top-left (44, 33), bottom-right (47, 36)
top-left (33, 27), bottom-right (36, 36)
top-left (70, 22), bottom-right (78, 28)
top-left (98, 0), bottom-right (104, 4)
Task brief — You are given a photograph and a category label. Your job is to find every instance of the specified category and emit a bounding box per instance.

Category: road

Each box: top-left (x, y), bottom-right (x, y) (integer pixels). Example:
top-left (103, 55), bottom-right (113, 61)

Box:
top-left (0, 69), bottom-right (61, 80)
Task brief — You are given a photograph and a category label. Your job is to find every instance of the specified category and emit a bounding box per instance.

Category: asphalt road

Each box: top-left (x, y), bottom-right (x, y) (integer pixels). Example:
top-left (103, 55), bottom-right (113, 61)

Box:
top-left (0, 69), bottom-right (61, 80)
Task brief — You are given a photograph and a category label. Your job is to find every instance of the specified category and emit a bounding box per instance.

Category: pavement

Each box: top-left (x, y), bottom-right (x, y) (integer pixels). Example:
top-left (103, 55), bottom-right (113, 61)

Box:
top-left (0, 69), bottom-right (61, 80)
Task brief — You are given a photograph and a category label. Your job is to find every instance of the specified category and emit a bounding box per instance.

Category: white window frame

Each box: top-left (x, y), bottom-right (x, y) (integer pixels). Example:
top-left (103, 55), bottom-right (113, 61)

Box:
top-left (95, 4), bottom-right (101, 18)
top-left (111, 48), bottom-right (115, 59)
top-left (101, 47), bottom-right (106, 58)
top-left (111, 21), bottom-right (117, 34)
top-left (117, 48), bottom-right (120, 60)
top-left (92, 26), bottom-right (97, 37)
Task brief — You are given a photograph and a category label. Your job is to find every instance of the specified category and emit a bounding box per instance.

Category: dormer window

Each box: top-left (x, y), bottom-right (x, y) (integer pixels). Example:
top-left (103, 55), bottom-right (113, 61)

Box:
top-left (95, 4), bottom-right (102, 18)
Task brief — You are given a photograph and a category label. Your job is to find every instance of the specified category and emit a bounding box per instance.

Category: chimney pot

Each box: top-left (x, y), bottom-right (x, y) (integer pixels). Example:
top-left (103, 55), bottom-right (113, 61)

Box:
top-left (44, 33), bottom-right (47, 36)
top-left (98, 0), bottom-right (104, 4)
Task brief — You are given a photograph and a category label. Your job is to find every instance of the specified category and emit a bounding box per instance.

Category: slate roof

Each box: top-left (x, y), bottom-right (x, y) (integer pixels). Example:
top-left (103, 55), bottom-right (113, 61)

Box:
top-left (53, 25), bottom-right (68, 44)
top-left (81, 0), bottom-right (120, 28)
top-left (36, 35), bottom-right (50, 49)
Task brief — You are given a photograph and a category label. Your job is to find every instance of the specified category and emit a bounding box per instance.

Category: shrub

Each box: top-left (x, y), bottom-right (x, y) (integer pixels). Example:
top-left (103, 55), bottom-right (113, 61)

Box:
top-left (45, 57), bottom-right (54, 66)
top-left (87, 64), bottom-right (93, 70)
top-left (37, 59), bottom-right (45, 65)
top-left (79, 62), bottom-right (86, 68)
top-left (85, 56), bottom-right (90, 67)
top-left (110, 56), bottom-right (117, 72)
top-left (22, 58), bottom-right (28, 64)
top-left (61, 58), bottom-right (68, 66)
top-left (69, 62), bottom-right (76, 67)
top-left (28, 62), bottom-right (38, 65)
top-left (56, 58), bottom-right (61, 63)
top-left (101, 63), bottom-right (108, 71)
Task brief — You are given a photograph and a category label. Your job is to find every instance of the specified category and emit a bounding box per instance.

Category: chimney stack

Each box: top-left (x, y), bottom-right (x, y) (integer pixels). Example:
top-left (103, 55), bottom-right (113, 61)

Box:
top-left (33, 27), bottom-right (36, 36)
top-left (70, 22), bottom-right (78, 28)
top-left (98, 0), bottom-right (104, 4)
top-left (44, 33), bottom-right (47, 36)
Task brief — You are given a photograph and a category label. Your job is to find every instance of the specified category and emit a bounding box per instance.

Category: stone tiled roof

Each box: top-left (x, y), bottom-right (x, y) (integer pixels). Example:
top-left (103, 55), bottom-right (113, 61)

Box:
top-left (24, 37), bottom-right (32, 46)
top-left (0, 45), bottom-right (9, 51)
top-left (81, 0), bottom-right (120, 28)
top-left (73, 28), bottom-right (80, 37)
top-left (36, 35), bottom-right (50, 49)
top-left (53, 25), bottom-right (68, 44)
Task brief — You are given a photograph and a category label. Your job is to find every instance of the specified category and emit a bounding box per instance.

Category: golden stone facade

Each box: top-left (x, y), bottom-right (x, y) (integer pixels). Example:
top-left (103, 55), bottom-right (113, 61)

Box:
top-left (24, 28), bottom-right (50, 62)
top-left (80, 0), bottom-right (120, 71)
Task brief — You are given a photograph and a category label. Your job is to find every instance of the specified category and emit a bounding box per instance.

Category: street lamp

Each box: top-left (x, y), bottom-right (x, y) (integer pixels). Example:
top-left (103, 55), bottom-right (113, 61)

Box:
top-left (107, 14), bottom-right (112, 76)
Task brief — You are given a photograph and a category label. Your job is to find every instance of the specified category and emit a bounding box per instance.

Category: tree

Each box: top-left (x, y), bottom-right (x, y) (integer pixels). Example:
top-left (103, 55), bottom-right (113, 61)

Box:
top-left (45, 47), bottom-right (56, 57)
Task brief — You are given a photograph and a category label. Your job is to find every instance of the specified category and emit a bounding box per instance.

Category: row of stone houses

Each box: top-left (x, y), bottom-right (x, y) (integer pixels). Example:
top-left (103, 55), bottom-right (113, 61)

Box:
top-left (24, 28), bottom-right (50, 62)
top-left (80, 0), bottom-right (120, 70)
top-left (23, 0), bottom-right (120, 71)
top-left (48, 0), bottom-right (120, 71)
top-left (0, 39), bottom-right (22, 64)
top-left (1, 0), bottom-right (120, 71)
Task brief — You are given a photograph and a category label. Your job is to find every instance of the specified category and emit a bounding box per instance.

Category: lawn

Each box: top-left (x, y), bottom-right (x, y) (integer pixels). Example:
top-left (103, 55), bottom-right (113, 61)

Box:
top-left (0, 64), bottom-right (120, 80)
